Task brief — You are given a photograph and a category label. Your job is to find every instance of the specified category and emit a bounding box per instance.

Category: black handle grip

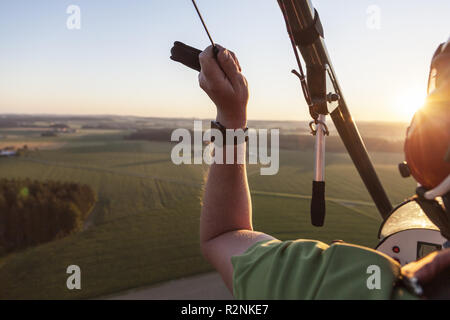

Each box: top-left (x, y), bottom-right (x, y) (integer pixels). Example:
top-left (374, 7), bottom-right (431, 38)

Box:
top-left (311, 181), bottom-right (326, 226)
top-left (170, 41), bottom-right (202, 72)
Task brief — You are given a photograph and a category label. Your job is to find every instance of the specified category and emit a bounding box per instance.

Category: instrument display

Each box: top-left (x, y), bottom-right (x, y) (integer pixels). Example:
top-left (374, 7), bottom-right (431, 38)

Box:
top-left (417, 241), bottom-right (442, 260)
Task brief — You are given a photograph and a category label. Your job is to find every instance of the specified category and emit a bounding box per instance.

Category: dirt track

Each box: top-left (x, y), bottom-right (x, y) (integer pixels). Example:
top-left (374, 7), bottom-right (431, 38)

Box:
top-left (104, 272), bottom-right (233, 300)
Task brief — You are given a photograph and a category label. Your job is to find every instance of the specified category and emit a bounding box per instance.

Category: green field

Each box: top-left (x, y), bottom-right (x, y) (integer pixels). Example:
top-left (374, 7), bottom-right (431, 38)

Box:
top-left (0, 125), bottom-right (416, 299)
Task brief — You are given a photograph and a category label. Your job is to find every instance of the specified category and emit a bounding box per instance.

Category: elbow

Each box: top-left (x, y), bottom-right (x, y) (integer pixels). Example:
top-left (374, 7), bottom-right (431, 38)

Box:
top-left (200, 238), bottom-right (214, 265)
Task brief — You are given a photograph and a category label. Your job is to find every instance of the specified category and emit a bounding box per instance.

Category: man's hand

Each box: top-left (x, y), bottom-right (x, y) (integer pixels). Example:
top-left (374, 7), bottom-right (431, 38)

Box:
top-left (402, 248), bottom-right (450, 285)
top-left (198, 45), bottom-right (249, 129)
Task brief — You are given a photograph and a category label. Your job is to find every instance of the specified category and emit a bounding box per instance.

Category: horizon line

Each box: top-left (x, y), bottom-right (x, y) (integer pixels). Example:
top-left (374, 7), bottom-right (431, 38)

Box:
top-left (0, 113), bottom-right (410, 125)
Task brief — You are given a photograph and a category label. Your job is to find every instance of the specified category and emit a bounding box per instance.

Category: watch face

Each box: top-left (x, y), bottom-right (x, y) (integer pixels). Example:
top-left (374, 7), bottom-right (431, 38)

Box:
top-left (210, 121), bottom-right (249, 146)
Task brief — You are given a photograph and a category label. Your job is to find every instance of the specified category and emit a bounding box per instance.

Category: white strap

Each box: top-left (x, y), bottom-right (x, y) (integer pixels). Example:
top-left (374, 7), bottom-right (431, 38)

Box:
top-left (425, 174), bottom-right (450, 199)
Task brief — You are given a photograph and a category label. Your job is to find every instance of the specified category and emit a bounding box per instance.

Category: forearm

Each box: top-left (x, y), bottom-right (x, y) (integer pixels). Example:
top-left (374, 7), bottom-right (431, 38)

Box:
top-left (196, 45), bottom-right (276, 291)
top-left (200, 144), bottom-right (252, 243)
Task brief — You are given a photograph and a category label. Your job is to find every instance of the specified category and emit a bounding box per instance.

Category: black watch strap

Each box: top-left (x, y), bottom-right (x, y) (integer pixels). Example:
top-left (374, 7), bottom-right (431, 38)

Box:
top-left (210, 121), bottom-right (248, 145)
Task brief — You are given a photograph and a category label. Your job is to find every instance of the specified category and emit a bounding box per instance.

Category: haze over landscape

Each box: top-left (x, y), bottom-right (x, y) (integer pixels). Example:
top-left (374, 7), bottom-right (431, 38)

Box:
top-left (1, 0), bottom-right (449, 122)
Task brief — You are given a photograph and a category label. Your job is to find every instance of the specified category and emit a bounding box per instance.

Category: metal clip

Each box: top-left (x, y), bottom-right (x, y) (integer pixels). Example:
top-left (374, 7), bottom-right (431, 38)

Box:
top-left (309, 120), bottom-right (330, 136)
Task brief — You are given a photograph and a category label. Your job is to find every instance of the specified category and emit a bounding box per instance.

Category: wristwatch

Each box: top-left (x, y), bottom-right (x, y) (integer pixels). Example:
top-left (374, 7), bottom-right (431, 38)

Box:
top-left (210, 121), bottom-right (248, 145)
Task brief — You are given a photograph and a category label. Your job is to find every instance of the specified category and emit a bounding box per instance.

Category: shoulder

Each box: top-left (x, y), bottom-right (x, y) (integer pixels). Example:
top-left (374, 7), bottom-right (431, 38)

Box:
top-left (232, 239), bottom-right (406, 299)
top-left (232, 239), bottom-right (397, 269)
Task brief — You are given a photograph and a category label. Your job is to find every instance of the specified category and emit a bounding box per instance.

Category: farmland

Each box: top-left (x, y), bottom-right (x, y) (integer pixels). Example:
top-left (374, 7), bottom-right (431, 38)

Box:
top-left (0, 116), bottom-right (416, 299)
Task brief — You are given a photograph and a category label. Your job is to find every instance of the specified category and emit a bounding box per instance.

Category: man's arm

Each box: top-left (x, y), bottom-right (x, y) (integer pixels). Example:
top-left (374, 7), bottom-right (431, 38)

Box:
top-left (198, 45), bottom-right (275, 292)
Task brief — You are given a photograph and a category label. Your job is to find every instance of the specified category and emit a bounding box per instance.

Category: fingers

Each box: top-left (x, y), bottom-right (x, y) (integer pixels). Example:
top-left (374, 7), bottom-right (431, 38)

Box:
top-left (213, 44), bottom-right (241, 72)
top-left (405, 249), bottom-right (450, 285)
top-left (218, 45), bottom-right (241, 72)
top-left (216, 47), bottom-right (244, 89)
top-left (198, 44), bottom-right (245, 92)
top-left (413, 252), bottom-right (440, 284)
top-left (199, 45), bottom-right (225, 86)
top-left (417, 249), bottom-right (450, 284)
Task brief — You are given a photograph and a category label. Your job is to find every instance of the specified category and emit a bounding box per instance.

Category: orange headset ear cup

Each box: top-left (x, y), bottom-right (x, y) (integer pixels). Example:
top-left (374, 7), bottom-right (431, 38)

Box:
top-left (404, 105), bottom-right (450, 189)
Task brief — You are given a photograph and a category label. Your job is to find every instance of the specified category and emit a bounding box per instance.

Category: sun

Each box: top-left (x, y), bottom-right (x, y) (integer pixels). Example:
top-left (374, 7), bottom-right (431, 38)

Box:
top-left (394, 89), bottom-right (427, 121)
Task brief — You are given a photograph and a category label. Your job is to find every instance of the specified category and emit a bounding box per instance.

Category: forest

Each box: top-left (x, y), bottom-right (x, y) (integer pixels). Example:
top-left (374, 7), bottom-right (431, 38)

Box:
top-left (0, 179), bottom-right (96, 254)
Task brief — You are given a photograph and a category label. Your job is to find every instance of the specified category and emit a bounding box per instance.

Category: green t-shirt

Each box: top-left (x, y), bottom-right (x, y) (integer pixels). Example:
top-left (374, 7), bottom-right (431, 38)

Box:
top-left (231, 239), bottom-right (419, 300)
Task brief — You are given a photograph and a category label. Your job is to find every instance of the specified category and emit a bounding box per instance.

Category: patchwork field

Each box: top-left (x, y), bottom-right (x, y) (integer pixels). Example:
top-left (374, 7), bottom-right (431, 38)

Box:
top-left (0, 122), bottom-right (416, 299)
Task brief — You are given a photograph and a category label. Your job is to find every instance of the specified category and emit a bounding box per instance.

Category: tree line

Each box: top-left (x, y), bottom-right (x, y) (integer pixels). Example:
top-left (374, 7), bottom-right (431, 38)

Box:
top-left (125, 129), bottom-right (403, 153)
top-left (0, 179), bottom-right (96, 255)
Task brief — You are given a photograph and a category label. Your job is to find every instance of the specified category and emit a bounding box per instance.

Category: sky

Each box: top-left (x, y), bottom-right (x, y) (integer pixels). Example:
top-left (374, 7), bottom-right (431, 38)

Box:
top-left (0, 0), bottom-right (449, 123)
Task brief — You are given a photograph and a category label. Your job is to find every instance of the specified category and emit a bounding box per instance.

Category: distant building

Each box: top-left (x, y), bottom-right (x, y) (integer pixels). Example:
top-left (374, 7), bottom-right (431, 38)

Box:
top-left (0, 148), bottom-right (16, 157)
top-left (49, 123), bottom-right (76, 133)
top-left (41, 131), bottom-right (58, 137)
top-left (50, 123), bottom-right (69, 129)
